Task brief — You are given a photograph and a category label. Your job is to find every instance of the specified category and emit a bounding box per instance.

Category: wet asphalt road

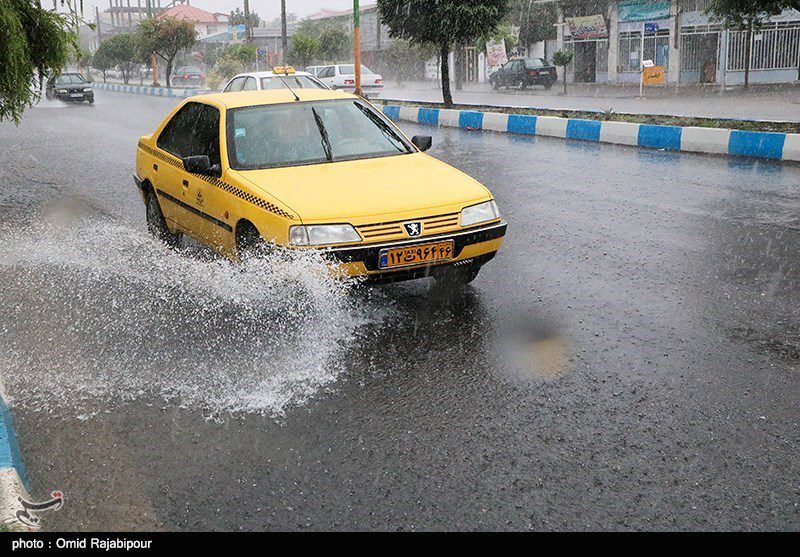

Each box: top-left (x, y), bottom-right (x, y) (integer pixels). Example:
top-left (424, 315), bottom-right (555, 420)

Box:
top-left (1, 91), bottom-right (799, 531)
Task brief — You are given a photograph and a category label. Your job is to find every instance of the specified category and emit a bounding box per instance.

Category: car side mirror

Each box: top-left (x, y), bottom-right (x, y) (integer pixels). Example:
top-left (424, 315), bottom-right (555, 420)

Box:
top-left (411, 135), bottom-right (432, 152)
top-left (183, 155), bottom-right (221, 177)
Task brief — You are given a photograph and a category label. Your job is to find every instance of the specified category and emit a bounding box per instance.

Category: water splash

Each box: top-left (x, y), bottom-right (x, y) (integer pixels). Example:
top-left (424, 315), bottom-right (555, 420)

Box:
top-left (0, 211), bottom-right (383, 420)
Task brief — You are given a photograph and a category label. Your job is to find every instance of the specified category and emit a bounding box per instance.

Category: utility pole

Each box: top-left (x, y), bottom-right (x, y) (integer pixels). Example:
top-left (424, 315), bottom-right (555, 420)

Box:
top-left (353, 0), bottom-right (361, 96)
top-left (243, 0), bottom-right (252, 44)
top-left (95, 6), bottom-right (102, 48)
top-left (146, 0), bottom-right (158, 86)
top-left (281, 0), bottom-right (288, 62)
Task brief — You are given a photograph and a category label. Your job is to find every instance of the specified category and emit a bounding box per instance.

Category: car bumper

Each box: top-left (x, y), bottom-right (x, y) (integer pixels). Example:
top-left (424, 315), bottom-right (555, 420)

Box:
top-left (55, 91), bottom-right (93, 101)
top-left (340, 86), bottom-right (383, 98)
top-left (322, 220), bottom-right (507, 282)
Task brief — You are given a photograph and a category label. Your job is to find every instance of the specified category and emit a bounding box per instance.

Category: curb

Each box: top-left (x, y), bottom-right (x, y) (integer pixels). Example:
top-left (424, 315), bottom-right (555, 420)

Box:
top-left (380, 104), bottom-right (800, 163)
top-left (0, 385), bottom-right (32, 531)
top-left (94, 82), bottom-right (208, 99)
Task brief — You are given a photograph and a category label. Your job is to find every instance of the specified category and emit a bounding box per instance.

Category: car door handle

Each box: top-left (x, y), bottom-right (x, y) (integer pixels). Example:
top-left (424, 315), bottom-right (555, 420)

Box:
top-left (182, 179), bottom-right (189, 188)
top-left (153, 164), bottom-right (158, 171)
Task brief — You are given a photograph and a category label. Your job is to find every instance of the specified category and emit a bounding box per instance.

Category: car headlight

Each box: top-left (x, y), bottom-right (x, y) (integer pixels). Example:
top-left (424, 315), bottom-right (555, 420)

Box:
top-left (83, 88), bottom-right (92, 92)
top-left (460, 200), bottom-right (500, 227)
top-left (289, 224), bottom-right (361, 246)
top-left (57, 89), bottom-right (67, 93)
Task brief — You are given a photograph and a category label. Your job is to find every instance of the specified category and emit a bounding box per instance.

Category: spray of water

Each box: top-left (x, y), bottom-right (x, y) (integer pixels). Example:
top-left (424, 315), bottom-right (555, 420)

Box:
top-left (0, 208), bottom-right (385, 420)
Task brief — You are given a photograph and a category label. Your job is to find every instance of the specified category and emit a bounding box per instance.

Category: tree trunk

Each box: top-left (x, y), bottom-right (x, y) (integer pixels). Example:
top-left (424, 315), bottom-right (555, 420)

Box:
top-left (563, 66), bottom-right (567, 95)
top-left (440, 43), bottom-right (453, 108)
top-left (744, 19), bottom-right (752, 89)
top-left (165, 58), bottom-right (173, 88)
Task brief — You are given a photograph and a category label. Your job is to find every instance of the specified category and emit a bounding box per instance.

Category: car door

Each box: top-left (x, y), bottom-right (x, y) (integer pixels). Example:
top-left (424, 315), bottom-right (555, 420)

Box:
top-left (183, 103), bottom-right (230, 249)
top-left (154, 102), bottom-right (204, 231)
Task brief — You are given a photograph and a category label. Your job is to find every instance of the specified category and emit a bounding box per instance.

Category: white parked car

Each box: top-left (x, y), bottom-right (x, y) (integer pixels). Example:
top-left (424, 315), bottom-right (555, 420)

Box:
top-left (304, 65), bottom-right (325, 77)
top-left (315, 64), bottom-right (383, 98)
top-left (221, 68), bottom-right (328, 93)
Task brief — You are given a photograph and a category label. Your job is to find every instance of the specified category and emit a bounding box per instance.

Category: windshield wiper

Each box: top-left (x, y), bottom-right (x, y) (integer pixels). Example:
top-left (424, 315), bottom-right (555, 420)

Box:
top-left (354, 103), bottom-right (408, 153)
top-left (311, 107), bottom-right (333, 162)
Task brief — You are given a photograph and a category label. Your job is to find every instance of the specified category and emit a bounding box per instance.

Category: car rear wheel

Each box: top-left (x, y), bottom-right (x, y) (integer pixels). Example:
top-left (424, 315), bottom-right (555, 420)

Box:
top-left (433, 264), bottom-right (480, 286)
top-left (146, 192), bottom-right (181, 248)
top-left (544, 80), bottom-right (554, 90)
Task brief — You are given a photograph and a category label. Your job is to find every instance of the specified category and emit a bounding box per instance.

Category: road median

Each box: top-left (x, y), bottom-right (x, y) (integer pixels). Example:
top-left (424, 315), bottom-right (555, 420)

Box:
top-left (380, 101), bottom-right (800, 163)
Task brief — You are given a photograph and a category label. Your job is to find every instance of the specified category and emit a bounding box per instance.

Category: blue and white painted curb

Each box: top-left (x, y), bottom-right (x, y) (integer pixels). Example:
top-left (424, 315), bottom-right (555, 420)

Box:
top-left (381, 104), bottom-right (800, 163)
top-left (0, 382), bottom-right (32, 531)
top-left (95, 82), bottom-right (207, 99)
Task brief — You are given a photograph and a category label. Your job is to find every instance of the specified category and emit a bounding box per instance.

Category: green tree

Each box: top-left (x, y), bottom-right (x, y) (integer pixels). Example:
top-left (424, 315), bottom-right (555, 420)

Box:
top-left (229, 7), bottom-right (260, 27)
top-left (205, 44), bottom-right (257, 90)
top-left (378, 0), bottom-right (510, 107)
top-left (288, 33), bottom-right (320, 68)
top-left (318, 27), bottom-right (351, 62)
top-left (707, 0), bottom-right (786, 88)
top-left (0, 0), bottom-right (78, 123)
top-left (92, 47), bottom-right (112, 82)
top-left (552, 49), bottom-right (574, 95)
top-left (97, 33), bottom-right (138, 84)
top-left (512, 0), bottom-right (558, 48)
top-left (135, 16), bottom-right (196, 88)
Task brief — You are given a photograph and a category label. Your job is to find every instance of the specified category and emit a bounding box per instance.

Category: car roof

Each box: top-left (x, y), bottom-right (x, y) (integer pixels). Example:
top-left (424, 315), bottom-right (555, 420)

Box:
top-left (233, 71), bottom-right (315, 78)
top-left (195, 88), bottom-right (355, 109)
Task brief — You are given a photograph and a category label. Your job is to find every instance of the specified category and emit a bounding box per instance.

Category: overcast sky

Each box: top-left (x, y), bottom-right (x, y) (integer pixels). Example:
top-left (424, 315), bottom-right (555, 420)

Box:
top-left (88, 0), bottom-right (362, 22)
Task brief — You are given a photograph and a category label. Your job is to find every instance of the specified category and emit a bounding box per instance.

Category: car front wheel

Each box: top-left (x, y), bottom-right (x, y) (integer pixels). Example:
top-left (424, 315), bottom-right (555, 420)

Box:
top-left (146, 192), bottom-right (181, 248)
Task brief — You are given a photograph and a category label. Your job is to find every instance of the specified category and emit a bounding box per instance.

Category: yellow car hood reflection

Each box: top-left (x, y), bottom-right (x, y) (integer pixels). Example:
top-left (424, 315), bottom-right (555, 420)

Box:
top-left (235, 152), bottom-right (492, 223)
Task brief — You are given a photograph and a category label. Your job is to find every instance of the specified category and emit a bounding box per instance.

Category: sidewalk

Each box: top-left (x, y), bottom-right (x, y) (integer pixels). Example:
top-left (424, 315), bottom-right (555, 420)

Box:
top-left (382, 81), bottom-right (800, 123)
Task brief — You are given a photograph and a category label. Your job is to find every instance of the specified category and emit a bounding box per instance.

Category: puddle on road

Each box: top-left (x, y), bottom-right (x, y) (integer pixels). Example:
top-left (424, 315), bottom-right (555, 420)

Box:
top-left (0, 203), bottom-right (387, 420)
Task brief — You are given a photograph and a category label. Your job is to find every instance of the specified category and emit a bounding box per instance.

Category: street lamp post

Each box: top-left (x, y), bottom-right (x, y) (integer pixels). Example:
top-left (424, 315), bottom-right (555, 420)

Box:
top-left (353, 0), bottom-right (361, 96)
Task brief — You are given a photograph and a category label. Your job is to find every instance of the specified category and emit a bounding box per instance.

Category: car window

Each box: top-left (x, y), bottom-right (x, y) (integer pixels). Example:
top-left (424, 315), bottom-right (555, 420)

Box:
top-left (191, 104), bottom-right (221, 167)
top-left (260, 76), bottom-right (326, 90)
top-left (55, 74), bottom-right (86, 84)
top-left (338, 65), bottom-right (374, 75)
top-left (319, 67), bottom-right (333, 78)
top-left (524, 59), bottom-right (545, 69)
top-left (228, 99), bottom-right (412, 170)
top-left (224, 77), bottom-right (246, 92)
top-left (157, 102), bottom-right (220, 166)
top-left (242, 77), bottom-right (257, 91)
top-left (157, 103), bottom-right (203, 158)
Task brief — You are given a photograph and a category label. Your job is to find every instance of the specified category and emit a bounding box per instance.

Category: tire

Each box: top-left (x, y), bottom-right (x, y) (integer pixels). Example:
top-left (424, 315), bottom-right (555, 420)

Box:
top-left (433, 264), bottom-right (480, 287)
top-left (491, 79), bottom-right (499, 91)
top-left (236, 221), bottom-right (271, 260)
top-left (146, 191), bottom-right (181, 248)
top-left (544, 80), bottom-right (554, 90)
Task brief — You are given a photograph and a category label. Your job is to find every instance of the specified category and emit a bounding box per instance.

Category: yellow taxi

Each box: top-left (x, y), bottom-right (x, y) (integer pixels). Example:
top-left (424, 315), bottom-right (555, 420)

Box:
top-left (134, 88), bottom-right (507, 284)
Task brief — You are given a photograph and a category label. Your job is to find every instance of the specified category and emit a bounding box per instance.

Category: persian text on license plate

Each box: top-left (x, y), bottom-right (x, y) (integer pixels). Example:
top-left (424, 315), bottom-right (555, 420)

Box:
top-left (379, 241), bottom-right (454, 269)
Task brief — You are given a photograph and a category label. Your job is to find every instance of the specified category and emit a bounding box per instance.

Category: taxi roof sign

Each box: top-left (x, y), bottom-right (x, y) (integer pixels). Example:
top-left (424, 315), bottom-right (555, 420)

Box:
top-left (272, 66), bottom-right (296, 75)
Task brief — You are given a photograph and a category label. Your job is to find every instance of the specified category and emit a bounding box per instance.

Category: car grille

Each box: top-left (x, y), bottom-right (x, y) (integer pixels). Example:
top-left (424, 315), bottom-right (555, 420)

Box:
top-left (356, 212), bottom-right (460, 242)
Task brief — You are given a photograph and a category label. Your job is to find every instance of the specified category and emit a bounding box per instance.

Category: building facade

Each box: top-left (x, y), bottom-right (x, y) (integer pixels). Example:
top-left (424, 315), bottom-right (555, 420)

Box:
top-left (555, 0), bottom-right (800, 86)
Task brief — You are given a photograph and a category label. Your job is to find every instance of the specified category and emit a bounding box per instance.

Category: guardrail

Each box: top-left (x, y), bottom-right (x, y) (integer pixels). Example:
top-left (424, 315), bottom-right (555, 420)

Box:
top-left (381, 104), bottom-right (800, 163)
top-left (94, 82), bottom-right (207, 99)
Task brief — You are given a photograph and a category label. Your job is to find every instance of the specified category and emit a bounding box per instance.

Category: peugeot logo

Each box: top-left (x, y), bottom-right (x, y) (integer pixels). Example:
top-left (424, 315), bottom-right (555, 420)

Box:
top-left (403, 222), bottom-right (422, 237)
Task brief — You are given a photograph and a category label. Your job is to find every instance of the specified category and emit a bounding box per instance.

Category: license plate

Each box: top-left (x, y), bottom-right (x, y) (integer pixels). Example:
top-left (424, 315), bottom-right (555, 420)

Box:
top-left (70, 93), bottom-right (83, 98)
top-left (379, 240), bottom-right (454, 269)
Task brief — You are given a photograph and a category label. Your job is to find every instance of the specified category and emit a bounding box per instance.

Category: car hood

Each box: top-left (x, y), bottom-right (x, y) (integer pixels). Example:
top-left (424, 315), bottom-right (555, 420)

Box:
top-left (234, 152), bottom-right (492, 224)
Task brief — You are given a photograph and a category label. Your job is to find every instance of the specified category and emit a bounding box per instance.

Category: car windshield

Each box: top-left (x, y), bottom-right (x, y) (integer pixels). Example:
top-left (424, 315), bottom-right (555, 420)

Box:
top-left (177, 67), bottom-right (202, 74)
top-left (338, 65), bottom-right (374, 75)
top-left (524, 59), bottom-right (547, 69)
top-left (228, 99), bottom-right (412, 170)
top-left (260, 76), bottom-right (325, 90)
top-left (55, 74), bottom-right (86, 84)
